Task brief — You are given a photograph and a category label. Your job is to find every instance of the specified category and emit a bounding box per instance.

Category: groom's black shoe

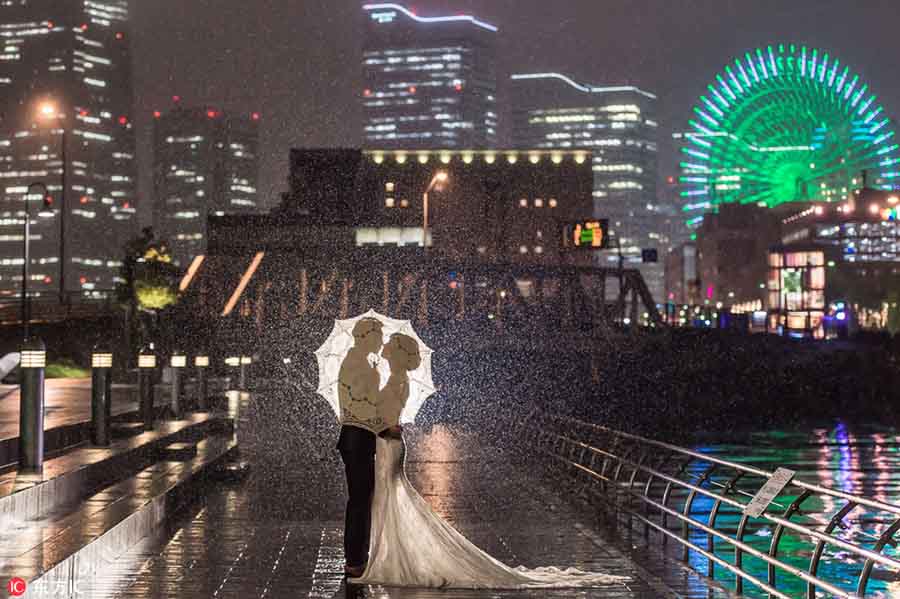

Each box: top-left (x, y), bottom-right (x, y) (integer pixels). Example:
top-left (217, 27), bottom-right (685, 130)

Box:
top-left (344, 565), bottom-right (365, 578)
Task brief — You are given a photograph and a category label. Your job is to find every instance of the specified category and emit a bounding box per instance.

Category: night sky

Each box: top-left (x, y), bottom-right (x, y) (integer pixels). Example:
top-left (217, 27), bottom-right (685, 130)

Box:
top-left (131, 0), bottom-right (900, 222)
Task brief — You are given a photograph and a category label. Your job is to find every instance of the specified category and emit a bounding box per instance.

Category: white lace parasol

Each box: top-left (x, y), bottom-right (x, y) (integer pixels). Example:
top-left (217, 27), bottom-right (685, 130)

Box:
top-left (314, 309), bottom-right (436, 425)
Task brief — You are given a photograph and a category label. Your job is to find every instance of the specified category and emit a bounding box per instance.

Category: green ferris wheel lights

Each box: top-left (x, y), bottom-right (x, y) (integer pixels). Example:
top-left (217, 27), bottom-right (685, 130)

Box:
top-left (680, 44), bottom-right (900, 228)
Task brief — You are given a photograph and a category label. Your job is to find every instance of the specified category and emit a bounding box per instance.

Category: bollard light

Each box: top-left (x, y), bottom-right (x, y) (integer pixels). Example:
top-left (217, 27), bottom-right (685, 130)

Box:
top-left (90, 342), bottom-right (113, 446)
top-left (91, 351), bottom-right (113, 369)
top-left (137, 345), bottom-right (156, 430)
top-left (169, 349), bottom-right (186, 418)
top-left (239, 355), bottom-right (251, 391)
top-left (225, 356), bottom-right (240, 367)
top-left (170, 351), bottom-right (187, 368)
top-left (194, 353), bottom-right (210, 411)
top-left (19, 337), bottom-right (46, 471)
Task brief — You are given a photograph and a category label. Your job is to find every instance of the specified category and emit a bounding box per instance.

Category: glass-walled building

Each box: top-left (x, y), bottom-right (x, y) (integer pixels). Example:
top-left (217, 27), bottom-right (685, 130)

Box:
top-left (0, 0), bottom-right (136, 299)
top-left (153, 105), bottom-right (260, 268)
top-left (361, 3), bottom-right (498, 149)
top-left (510, 72), bottom-right (663, 300)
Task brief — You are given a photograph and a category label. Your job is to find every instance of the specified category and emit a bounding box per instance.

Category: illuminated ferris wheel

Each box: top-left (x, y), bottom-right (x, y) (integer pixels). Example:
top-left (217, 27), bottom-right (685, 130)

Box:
top-left (680, 43), bottom-right (900, 228)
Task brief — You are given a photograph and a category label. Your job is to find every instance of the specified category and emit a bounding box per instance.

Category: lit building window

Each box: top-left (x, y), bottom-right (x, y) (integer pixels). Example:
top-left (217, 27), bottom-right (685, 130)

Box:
top-left (386, 182), bottom-right (395, 192)
top-left (549, 198), bottom-right (558, 208)
top-left (386, 197), bottom-right (395, 208)
top-left (535, 246), bottom-right (544, 254)
top-left (400, 199), bottom-right (409, 208)
top-left (534, 198), bottom-right (544, 208)
top-left (519, 245), bottom-right (529, 254)
top-left (519, 198), bottom-right (528, 208)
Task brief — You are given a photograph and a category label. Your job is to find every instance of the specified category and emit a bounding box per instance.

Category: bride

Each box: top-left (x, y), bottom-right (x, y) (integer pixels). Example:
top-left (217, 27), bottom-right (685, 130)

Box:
top-left (350, 333), bottom-right (628, 589)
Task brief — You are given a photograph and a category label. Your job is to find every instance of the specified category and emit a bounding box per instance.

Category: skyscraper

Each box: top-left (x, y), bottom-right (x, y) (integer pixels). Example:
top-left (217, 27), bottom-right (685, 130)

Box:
top-left (361, 3), bottom-right (498, 149)
top-left (0, 1), bottom-right (135, 299)
top-left (510, 72), bottom-right (666, 301)
top-left (153, 104), bottom-right (260, 268)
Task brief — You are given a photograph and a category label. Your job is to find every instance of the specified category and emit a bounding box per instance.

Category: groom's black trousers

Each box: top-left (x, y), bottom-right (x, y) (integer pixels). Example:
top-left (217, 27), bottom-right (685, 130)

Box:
top-left (337, 425), bottom-right (376, 568)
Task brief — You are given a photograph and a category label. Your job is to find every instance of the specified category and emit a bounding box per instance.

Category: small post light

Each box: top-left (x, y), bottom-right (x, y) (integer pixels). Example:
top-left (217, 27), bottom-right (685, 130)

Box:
top-left (137, 345), bottom-right (156, 430)
top-left (194, 353), bottom-right (210, 411)
top-left (90, 342), bottom-right (113, 446)
top-left (169, 349), bottom-right (186, 418)
top-left (18, 337), bottom-right (46, 472)
top-left (239, 355), bottom-right (252, 391)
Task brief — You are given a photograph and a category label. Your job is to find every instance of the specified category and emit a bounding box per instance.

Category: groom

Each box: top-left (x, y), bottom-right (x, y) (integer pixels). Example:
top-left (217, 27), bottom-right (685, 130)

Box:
top-left (336, 317), bottom-right (384, 577)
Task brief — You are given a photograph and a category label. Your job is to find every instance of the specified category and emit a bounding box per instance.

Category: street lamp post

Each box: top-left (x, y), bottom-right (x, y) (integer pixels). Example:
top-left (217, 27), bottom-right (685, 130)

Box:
top-left (38, 102), bottom-right (68, 304)
top-left (422, 171), bottom-right (448, 253)
top-left (21, 183), bottom-right (52, 339)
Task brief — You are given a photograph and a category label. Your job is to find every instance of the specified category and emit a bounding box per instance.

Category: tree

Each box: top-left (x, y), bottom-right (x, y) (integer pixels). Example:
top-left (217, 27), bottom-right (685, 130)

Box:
top-left (117, 228), bottom-right (180, 359)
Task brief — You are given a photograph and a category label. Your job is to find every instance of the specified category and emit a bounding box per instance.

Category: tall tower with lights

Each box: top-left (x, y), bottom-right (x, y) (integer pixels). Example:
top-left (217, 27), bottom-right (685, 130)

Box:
top-left (0, 0), bottom-right (136, 299)
top-left (361, 3), bottom-right (499, 149)
top-left (510, 72), bottom-right (665, 301)
top-left (153, 103), bottom-right (261, 268)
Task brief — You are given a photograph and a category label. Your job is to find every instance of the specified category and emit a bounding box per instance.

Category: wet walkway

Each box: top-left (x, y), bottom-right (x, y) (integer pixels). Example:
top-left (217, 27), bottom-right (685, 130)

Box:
top-left (73, 411), bottom-right (729, 598)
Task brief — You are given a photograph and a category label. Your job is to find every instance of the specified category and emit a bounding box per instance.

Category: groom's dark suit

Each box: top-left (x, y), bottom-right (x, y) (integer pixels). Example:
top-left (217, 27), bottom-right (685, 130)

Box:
top-left (337, 425), bottom-right (376, 568)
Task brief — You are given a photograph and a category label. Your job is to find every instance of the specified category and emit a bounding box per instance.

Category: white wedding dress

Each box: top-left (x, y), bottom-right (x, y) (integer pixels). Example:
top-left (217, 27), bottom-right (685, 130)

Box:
top-left (351, 377), bottom-right (628, 589)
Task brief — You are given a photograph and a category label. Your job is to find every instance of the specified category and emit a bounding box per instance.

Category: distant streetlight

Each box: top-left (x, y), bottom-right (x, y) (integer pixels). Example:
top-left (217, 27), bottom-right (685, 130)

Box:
top-left (422, 171), bottom-right (449, 252)
top-left (21, 182), bottom-right (52, 340)
top-left (36, 101), bottom-right (68, 303)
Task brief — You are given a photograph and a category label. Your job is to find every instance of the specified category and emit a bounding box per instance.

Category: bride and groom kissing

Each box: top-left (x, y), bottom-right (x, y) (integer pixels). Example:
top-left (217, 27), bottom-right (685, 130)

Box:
top-left (332, 316), bottom-right (625, 589)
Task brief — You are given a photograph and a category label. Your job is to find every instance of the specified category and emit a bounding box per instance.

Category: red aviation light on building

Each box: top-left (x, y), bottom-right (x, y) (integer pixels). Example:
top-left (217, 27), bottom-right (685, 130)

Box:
top-left (79, 277), bottom-right (87, 285)
top-left (363, 88), bottom-right (372, 97)
top-left (118, 116), bottom-right (128, 125)
top-left (454, 83), bottom-right (463, 91)
top-left (43, 276), bottom-right (52, 284)
top-left (47, 22), bottom-right (54, 29)
top-left (172, 95), bottom-right (181, 103)
top-left (153, 110), bottom-right (161, 119)
top-left (80, 23), bottom-right (88, 31)
top-left (80, 196), bottom-right (88, 204)
top-left (79, 109), bottom-right (88, 117)
top-left (207, 110), bottom-right (218, 119)
top-left (115, 32), bottom-right (124, 40)
top-left (408, 86), bottom-right (417, 94)
top-left (251, 112), bottom-right (260, 121)
top-left (123, 202), bottom-right (130, 209)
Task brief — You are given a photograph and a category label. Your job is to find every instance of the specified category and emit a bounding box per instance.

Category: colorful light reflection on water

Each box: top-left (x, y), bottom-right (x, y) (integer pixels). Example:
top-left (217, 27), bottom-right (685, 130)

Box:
top-left (693, 423), bottom-right (900, 598)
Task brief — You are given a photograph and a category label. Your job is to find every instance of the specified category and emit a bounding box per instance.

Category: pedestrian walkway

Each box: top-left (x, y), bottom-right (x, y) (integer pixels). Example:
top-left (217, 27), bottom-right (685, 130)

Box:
top-left (0, 379), bottom-right (138, 441)
top-left (73, 423), bottom-right (728, 598)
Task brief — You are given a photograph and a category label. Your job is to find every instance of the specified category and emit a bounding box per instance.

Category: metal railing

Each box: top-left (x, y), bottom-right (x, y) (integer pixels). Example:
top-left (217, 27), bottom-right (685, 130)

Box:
top-left (521, 413), bottom-right (900, 598)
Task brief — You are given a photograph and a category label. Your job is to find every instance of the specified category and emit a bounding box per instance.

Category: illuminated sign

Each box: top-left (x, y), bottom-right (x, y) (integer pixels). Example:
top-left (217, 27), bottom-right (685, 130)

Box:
top-left (371, 11), bottom-right (397, 23)
top-left (562, 220), bottom-right (609, 249)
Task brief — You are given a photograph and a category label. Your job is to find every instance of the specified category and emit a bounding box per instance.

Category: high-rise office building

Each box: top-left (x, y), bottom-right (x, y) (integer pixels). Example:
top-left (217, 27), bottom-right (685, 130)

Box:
top-left (361, 3), bottom-right (498, 149)
top-left (0, 1), bottom-right (136, 299)
top-left (153, 104), bottom-right (260, 268)
top-left (510, 72), bottom-right (666, 301)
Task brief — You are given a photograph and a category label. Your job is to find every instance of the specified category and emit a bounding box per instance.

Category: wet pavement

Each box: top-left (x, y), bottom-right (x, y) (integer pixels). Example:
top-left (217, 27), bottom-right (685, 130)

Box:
top-left (0, 379), bottom-right (139, 441)
top-left (63, 389), bottom-right (729, 599)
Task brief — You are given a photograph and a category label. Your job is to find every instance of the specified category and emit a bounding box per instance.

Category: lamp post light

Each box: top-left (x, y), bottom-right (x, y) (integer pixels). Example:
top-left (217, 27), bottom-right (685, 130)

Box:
top-left (169, 350), bottom-right (186, 418)
top-left (21, 182), bottom-right (53, 339)
top-left (225, 356), bottom-right (240, 390)
top-left (422, 171), bottom-right (448, 253)
top-left (37, 101), bottom-right (68, 304)
top-left (90, 343), bottom-right (113, 446)
top-left (137, 345), bottom-right (157, 431)
top-left (19, 337), bottom-right (46, 472)
top-left (194, 354), bottom-right (210, 411)
top-left (239, 355), bottom-right (252, 391)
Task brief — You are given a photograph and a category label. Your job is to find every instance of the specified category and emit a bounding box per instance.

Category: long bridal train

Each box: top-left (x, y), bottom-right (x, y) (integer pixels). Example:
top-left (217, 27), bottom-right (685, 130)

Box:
top-left (352, 435), bottom-right (629, 589)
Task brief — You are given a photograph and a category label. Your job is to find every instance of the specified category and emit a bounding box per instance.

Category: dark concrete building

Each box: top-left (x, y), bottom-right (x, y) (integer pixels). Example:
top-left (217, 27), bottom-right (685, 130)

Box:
top-left (361, 3), bottom-right (498, 149)
top-left (0, 0), bottom-right (135, 298)
top-left (153, 104), bottom-right (260, 268)
top-left (276, 148), bottom-right (595, 266)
